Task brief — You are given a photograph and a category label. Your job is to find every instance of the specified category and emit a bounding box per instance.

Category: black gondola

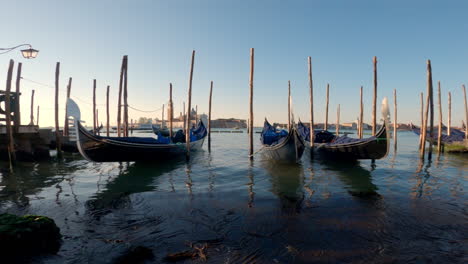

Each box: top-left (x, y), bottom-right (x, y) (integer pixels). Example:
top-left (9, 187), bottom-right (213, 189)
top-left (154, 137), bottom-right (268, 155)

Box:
top-left (410, 123), bottom-right (465, 145)
top-left (260, 119), bottom-right (305, 162)
top-left (297, 98), bottom-right (390, 160)
top-left (66, 99), bottom-right (206, 162)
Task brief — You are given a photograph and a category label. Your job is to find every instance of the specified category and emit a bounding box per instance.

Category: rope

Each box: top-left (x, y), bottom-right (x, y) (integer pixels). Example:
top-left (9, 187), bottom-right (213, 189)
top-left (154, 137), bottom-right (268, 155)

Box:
top-left (248, 146), bottom-right (265, 157)
top-left (128, 105), bottom-right (163, 113)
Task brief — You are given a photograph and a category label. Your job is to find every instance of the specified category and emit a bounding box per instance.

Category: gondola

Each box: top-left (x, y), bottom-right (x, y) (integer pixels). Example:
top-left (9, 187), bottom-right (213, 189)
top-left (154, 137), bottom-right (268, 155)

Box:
top-left (66, 98), bottom-right (206, 162)
top-left (297, 98), bottom-right (390, 160)
top-left (410, 123), bottom-right (465, 145)
top-left (260, 119), bottom-right (305, 162)
top-left (151, 124), bottom-right (170, 137)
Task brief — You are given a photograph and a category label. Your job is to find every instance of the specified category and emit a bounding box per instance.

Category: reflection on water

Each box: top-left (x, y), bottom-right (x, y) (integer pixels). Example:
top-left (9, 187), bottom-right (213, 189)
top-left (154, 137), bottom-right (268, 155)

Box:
top-left (260, 160), bottom-right (304, 211)
top-left (0, 131), bottom-right (466, 263)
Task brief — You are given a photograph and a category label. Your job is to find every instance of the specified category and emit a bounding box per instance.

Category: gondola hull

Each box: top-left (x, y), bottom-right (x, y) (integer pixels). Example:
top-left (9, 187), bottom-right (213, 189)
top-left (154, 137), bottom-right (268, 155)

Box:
top-left (313, 127), bottom-right (388, 160)
top-left (67, 98), bottom-right (206, 162)
top-left (76, 122), bottom-right (205, 162)
top-left (261, 128), bottom-right (305, 163)
top-left (300, 124), bottom-right (388, 160)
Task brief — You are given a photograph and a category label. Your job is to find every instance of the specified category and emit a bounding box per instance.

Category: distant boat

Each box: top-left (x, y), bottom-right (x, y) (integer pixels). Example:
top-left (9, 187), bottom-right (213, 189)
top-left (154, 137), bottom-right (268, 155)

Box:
top-left (66, 98), bottom-right (207, 162)
top-left (410, 123), bottom-right (465, 145)
top-left (151, 124), bottom-right (170, 137)
top-left (260, 119), bottom-right (305, 163)
top-left (297, 98), bottom-right (390, 160)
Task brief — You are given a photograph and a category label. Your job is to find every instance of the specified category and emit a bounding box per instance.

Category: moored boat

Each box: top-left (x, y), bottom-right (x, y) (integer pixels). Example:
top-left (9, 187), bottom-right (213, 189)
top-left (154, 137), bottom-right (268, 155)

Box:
top-left (66, 98), bottom-right (206, 162)
top-left (298, 98), bottom-right (390, 160)
top-left (260, 119), bottom-right (305, 163)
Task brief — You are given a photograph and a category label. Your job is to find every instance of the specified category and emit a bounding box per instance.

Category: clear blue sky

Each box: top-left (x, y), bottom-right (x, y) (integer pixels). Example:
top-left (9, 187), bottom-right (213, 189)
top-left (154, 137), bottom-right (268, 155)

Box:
top-left (1, 0), bottom-right (467, 127)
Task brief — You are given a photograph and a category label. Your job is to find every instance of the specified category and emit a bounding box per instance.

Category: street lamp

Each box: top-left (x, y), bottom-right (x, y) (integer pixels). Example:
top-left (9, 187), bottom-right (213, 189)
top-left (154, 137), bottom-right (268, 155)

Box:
top-left (0, 44), bottom-right (39, 59)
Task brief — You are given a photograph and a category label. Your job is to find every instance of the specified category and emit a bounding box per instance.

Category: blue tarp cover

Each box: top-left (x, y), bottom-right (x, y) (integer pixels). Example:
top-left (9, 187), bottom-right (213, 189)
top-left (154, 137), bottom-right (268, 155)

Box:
top-left (261, 120), bottom-right (288, 146)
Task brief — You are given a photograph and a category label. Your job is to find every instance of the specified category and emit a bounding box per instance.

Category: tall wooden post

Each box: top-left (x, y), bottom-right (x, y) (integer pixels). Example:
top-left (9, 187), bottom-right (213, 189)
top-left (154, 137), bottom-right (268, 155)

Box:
top-left (162, 104), bottom-right (165, 128)
top-left (37, 105), bottom-right (40, 126)
top-left (308, 56), bottom-right (314, 146)
top-left (447, 92), bottom-right (451, 136)
top-left (359, 86), bottom-right (364, 138)
top-left (208, 81), bottom-right (213, 151)
top-left (96, 108), bottom-right (100, 136)
top-left (288, 80), bottom-right (291, 130)
top-left (195, 105), bottom-right (198, 123)
top-left (14, 62), bottom-right (22, 131)
top-left (183, 102), bottom-right (186, 135)
top-left (420, 60), bottom-right (433, 159)
top-left (93, 79), bottom-right (97, 134)
top-left (419, 92), bottom-right (424, 149)
top-left (420, 92), bottom-right (430, 158)
top-left (428, 60), bottom-right (434, 157)
top-left (393, 89), bottom-right (397, 149)
top-left (106, 85), bottom-right (110, 137)
top-left (437, 81), bottom-right (442, 152)
top-left (55, 62), bottom-right (62, 154)
top-left (169, 83), bottom-right (173, 139)
top-left (462, 84), bottom-right (468, 140)
top-left (336, 104), bottom-right (340, 136)
top-left (249, 48), bottom-right (254, 159)
top-left (117, 56), bottom-right (125, 137)
top-left (123, 56), bottom-right (129, 137)
top-left (325, 83), bottom-right (329, 130)
top-left (29, 90), bottom-right (35, 125)
top-left (186, 50), bottom-right (195, 158)
top-left (64, 77), bottom-right (72, 136)
top-left (372, 56), bottom-right (377, 136)
top-left (5, 60), bottom-right (16, 165)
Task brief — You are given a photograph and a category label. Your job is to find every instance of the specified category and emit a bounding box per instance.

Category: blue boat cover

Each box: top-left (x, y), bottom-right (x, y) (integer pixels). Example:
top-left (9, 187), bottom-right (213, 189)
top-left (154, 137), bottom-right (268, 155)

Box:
top-left (98, 120), bottom-right (207, 144)
top-left (297, 120), bottom-right (370, 145)
top-left (411, 124), bottom-right (464, 143)
top-left (261, 119), bottom-right (288, 146)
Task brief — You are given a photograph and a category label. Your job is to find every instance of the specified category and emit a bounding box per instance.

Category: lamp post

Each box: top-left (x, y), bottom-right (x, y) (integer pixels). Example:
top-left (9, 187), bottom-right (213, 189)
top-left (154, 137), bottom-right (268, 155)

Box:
top-left (0, 44), bottom-right (39, 59)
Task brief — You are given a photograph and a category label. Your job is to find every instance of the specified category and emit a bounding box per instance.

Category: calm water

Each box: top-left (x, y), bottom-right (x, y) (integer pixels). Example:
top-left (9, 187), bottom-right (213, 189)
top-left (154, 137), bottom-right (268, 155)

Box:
top-left (0, 130), bottom-right (466, 263)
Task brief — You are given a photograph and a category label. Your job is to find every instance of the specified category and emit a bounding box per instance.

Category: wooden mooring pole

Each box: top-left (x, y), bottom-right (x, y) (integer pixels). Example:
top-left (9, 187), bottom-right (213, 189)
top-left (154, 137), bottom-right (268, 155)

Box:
top-left (5, 59), bottom-right (16, 166)
top-left (325, 83), bottom-right (329, 130)
top-left (29, 90), bottom-right (35, 125)
top-left (183, 101), bottom-right (186, 135)
top-left (117, 56), bottom-right (125, 137)
top-left (208, 81), bottom-right (213, 151)
top-left (64, 77), bottom-right (72, 136)
top-left (186, 50), bottom-right (195, 158)
top-left (428, 61), bottom-right (434, 159)
top-left (96, 108), bottom-right (100, 136)
top-left (336, 104), bottom-right (340, 136)
top-left (55, 62), bottom-right (62, 155)
top-left (37, 105), bottom-right (40, 126)
top-left (93, 79), bottom-right (97, 134)
top-left (123, 57), bottom-right (129, 137)
top-left (372, 56), bottom-right (377, 136)
top-left (308, 56), bottom-right (314, 146)
top-left (169, 83), bottom-right (173, 140)
top-left (437, 81), bottom-right (442, 153)
top-left (420, 60), bottom-right (433, 159)
top-left (359, 86), bottom-right (364, 139)
top-left (393, 89), bottom-right (397, 150)
top-left (14, 62), bottom-right (22, 132)
top-left (420, 92), bottom-right (429, 159)
top-left (162, 104), bottom-right (165, 128)
top-left (463, 84), bottom-right (468, 140)
top-left (106, 85), bottom-right (110, 137)
top-left (447, 92), bottom-right (451, 136)
top-left (419, 92), bottom-right (424, 149)
top-left (288, 80), bottom-right (291, 130)
top-left (249, 48), bottom-right (254, 159)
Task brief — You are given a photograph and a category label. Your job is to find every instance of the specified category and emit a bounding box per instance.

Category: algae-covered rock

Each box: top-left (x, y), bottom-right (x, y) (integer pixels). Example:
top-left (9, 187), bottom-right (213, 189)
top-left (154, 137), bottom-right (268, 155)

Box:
top-left (0, 213), bottom-right (61, 256)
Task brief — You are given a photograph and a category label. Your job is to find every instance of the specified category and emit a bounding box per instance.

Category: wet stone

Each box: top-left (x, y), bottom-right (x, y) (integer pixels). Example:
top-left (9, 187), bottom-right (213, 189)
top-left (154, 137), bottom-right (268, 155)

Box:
top-left (0, 213), bottom-right (62, 257)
